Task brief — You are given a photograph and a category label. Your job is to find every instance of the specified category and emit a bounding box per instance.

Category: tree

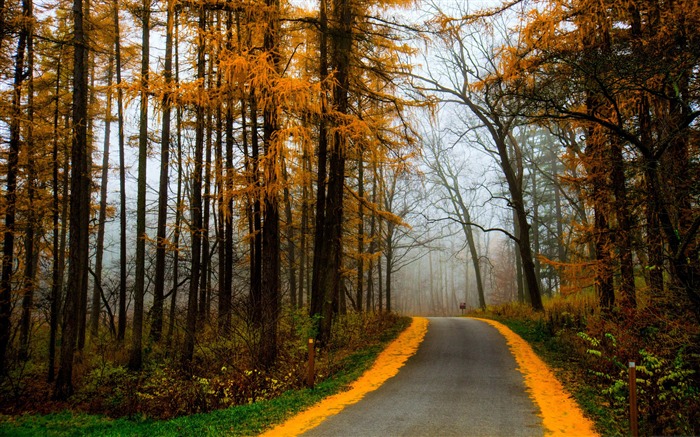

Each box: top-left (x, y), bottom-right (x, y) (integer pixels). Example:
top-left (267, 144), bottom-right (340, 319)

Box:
top-left (115, 0), bottom-right (128, 342)
top-left (129, 0), bottom-right (151, 371)
top-left (150, 0), bottom-right (175, 343)
top-left (55, 0), bottom-right (91, 399)
top-left (182, 4), bottom-right (206, 366)
top-left (417, 11), bottom-right (544, 310)
top-left (502, 0), bottom-right (700, 319)
top-left (91, 36), bottom-right (114, 339)
top-left (423, 130), bottom-right (487, 309)
top-left (0, 0), bottom-right (31, 374)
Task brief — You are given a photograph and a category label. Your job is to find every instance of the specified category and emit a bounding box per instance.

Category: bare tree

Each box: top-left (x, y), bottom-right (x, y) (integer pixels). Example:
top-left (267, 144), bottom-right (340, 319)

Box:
top-left (415, 11), bottom-right (543, 310)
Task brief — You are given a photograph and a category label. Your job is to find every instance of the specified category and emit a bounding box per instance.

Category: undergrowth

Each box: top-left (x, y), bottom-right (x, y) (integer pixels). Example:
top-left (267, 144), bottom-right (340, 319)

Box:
top-left (473, 293), bottom-right (700, 436)
top-left (0, 312), bottom-right (410, 436)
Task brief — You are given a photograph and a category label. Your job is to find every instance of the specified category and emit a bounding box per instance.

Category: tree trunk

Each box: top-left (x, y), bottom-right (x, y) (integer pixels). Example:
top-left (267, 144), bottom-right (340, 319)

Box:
top-left (366, 164), bottom-right (377, 312)
top-left (497, 135), bottom-right (543, 310)
top-left (282, 156), bottom-right (297, 308)
top-left (129, 0), bottom-right (150, 371)
top-left (298, 138), bottom-right (310, 309)
top-left (0, 0), bottom-right (29, 374)
top-left (167, 28), bottom-right (183, 344)
top-left (48, 44), bottom-right (65, 382)
top-left (310, 0), bottom-right (329, 333)
top-left (385, 223), bottom-right (393, 313)
top-left (313, 0), bottom-right (352, 344)
top-left (19, 5), bottom-right (36, 361)
top-left (199, 89), bottom-right (212, 326)
top-left (182, 6), bottom-right (206, 366)
top-left (259, 0), bottom-right (281, 367)
top-left (55, 0), bottom-right (90, 398)
top-left (514, 213), bottom-right (526, 303)
top-left (151, 0), bottom-right (174, 342)
top-left (218, 12), bottom-right (234, 333)
top-left (356, 154), bottom-right (364, 312)
top-left (610, 138), bottom-right (636, 310)
top-left (115, 0), bottom-right (127, 342)
top-left (90, 48), bottom-right (113, 339)
top-left (249, 89), bottom-right (263, 326)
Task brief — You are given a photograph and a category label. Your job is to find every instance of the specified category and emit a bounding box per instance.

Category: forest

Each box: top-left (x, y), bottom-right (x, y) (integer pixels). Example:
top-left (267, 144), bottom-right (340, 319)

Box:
top-left (0, 0), bottom-right (698, 434)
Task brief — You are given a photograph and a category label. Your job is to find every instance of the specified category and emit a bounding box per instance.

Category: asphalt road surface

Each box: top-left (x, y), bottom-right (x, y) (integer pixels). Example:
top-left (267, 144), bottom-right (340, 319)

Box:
top-left (303, 317), bottom-right (543, 437)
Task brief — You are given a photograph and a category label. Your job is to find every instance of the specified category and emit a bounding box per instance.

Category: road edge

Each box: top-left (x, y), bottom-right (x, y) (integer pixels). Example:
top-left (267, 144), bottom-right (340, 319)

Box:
top-left (472, 317), bottom-right (598, 437)
top-left (259, 316), bottom-right (429, 437)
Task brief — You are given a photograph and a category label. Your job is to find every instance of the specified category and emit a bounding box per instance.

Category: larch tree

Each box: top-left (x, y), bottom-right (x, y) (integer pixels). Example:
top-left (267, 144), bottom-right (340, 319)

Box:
top-left (150, 0), bottom-right (175, 343)
top-left (55, 0), bottom-right (91, 399)
top-left (129, 0), bottom-right (151, 371)
top-left (0, 0), bottom-right (30, 375)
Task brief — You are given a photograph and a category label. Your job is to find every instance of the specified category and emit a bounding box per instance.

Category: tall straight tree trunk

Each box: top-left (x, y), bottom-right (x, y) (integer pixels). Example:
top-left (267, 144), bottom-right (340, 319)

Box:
top-left (215, 28), bottom-right (226, 331)
top-left (55, 0), bottom-right (90, 398)
top-left (48, 44), bottom-right (65, 382)
top-left (249, 89), bottom-right (263, 326)
top-left (298, 135), bottom-right (310, 309)
top-left (314, 0), bottom-right (352, 344)
top-left (19, 5), bottom-right (36, 361)
top-left (151, 0), bottom-right (174, 342)
top-left (281, 156), bottom-right (297, 308)
top-left (585, 93), bottom-right (615, 311)
top-left (610, 138), bottom-right (636, 310)
top-left (366, 163), bottom-right (377, 312)
top-left (0, 0), bottom-right (29, 374)
top-left (260, 0), bottom-right (281, 367)
top-left (78, 7), bottom-right (97, 350)
top-left (551, 146), bottom-right (566, 291)
top-left (115, 0), bottom-right (127, 342)
top-left (199, 58), bottom-right (214, 325)
top-left (531, 166), bottom-right (543, 295)
top-left (378, 217), bottom-right (383, 312)
top-left (91, 50), bottom-right (114, 339)
top-left (218, 11), bottom-right (234, 332)
top-left (638, 96), bottom-right (664, 297)
top-left (356, 154), bottom-right (364, 312)
top-left (385, 223), bottom-right (394, 313)
top-left (129, 0), bottom-right (150, 370)
top-left (183, 5), bottom-right (206, 366)
top-left (167, 34), bottom-right (183, 344)
top-left (310, 0), bottom-right (329, 331)
top-left (514, 213), bottom-right (526, 303)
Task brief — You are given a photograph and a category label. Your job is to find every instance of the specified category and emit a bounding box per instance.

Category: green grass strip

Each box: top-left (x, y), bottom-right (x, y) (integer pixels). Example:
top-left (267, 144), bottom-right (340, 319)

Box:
top-left (0, 318), bottom-right (409, 437)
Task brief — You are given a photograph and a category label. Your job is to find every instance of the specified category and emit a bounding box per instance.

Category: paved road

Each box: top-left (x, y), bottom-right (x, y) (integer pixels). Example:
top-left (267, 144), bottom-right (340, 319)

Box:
top-left (303, 317), bottom-right (543, 437)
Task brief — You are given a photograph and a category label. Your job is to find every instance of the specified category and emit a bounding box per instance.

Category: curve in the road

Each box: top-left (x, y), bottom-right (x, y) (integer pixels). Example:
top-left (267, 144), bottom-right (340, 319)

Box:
top-left (262, 317), bottom-right (598, 437)
top-left (260, 317), bottom-right (429, 437)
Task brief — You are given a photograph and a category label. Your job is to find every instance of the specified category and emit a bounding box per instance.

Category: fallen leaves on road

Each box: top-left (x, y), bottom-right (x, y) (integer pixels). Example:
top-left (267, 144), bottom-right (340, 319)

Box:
top-left (260, 317), bottom-right (429, 437)
top-left (475, 318), bottom-right (598, 437)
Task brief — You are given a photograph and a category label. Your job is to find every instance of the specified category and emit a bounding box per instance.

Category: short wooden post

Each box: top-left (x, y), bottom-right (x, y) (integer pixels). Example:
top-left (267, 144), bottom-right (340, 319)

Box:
top-left (307, 338), bottom-right (315, 388)
top-left (629, 361), bottom-right (638, 437)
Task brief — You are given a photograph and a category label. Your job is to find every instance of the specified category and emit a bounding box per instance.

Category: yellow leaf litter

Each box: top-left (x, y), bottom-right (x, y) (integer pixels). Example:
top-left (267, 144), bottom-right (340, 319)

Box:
top-left (475, 317), bottom-right (598, 437)
top-left (260, 317), bottom-right (429, 436)
top-left (261, 316), bottom-right (597, 437)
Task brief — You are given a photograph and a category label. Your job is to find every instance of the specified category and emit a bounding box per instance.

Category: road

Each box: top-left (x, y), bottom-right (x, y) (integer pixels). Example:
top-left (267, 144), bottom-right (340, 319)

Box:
top-left (303, 317), bottom-right (543, 437)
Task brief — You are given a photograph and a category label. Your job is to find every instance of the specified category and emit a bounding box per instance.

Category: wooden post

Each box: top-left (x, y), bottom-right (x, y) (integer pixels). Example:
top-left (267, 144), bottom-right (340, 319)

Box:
top-left (629, 361), bottom-right (638, 437)
top-left (307, 338), bottom-right (315, 388)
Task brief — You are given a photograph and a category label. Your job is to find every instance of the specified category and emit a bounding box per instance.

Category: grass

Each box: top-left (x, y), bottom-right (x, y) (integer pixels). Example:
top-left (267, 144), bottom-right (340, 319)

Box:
top-left (0, 317), bottom-right (410, 437)
top-left (494, 316), bottom-right (622, 436)
top-left (471, 299), bottom-right (628, 437)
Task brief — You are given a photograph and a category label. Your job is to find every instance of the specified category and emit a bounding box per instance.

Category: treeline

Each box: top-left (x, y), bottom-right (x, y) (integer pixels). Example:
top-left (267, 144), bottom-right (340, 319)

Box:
top-left (0, 0), bottom-right (418, 400)
top-left (414, 0), bottom-right (700, 323)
